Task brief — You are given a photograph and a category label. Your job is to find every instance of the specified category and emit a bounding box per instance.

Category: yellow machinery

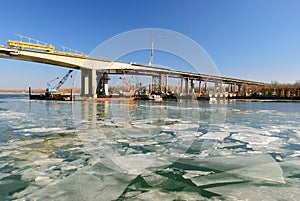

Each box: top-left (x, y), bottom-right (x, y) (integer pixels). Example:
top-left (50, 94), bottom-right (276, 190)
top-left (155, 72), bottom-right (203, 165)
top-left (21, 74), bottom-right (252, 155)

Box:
top-left (7, 34), bottom-right (54, 52)
top-left (7, 34), bottom-right (88, 58)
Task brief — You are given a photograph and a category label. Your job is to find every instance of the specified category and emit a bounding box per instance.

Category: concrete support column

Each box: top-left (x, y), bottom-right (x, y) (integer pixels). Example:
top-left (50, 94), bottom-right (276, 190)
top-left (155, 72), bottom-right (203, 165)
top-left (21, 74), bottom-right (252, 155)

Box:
top-left (191, 79), bottom-right (195, 94)
top-left (81, 69), bottom-right (89, 97)
top-left (159, 74), bottom-right (163, 93)
top-left (180, 77), bottom-right (184, 94)
top-left (185, 77), bottom-right (189, 95)
top-left (81, 68), bottom-right (97, 98)
top-left (165, 75), bottom-right (168, 93)
top-left (199, 80), bottom-right (202, 95)
top-left (233, 83), bottom-right (237, 92)
top-left (91, 69), bottom-right (97, 98)
top-left (151, 76), bottom-right (155, 92)
top-left (215, 81), bottom-right (219, 92)
top-left (237, 84), bottom-right (242, 93)
top-left (152, 75), bottom-right (158, 93)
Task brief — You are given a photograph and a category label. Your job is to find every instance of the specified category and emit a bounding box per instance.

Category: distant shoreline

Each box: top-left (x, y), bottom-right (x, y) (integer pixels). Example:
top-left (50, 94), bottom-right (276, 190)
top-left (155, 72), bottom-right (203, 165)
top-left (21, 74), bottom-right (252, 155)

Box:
top-left (0, 90), bottom-right (33, 93)
top-left (0, 88), bottom-right (81, 94)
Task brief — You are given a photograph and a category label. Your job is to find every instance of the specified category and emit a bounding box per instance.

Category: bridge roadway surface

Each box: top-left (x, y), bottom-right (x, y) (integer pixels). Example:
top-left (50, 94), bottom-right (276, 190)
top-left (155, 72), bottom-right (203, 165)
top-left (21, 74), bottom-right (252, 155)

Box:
top-left (0, 45), bottom-right (265, 85)
top-left (0, 45), bottom-right (266, 98)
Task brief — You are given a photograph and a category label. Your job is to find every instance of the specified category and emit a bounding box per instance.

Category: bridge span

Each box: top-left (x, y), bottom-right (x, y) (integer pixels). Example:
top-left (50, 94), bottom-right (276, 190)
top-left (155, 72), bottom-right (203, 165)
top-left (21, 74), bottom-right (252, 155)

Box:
top-left (0, 41), bottom-right (266, 98)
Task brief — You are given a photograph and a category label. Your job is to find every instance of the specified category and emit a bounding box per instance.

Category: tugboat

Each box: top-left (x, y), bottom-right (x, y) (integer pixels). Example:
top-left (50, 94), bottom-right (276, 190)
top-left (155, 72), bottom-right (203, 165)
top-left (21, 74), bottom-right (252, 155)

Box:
top-left (132, 83), bottom-right (151, 100)
top-left (132, 83), bottom-right (162, 101)
top-left (29, 70), bottom-right (73, 101)
top-left (149, 94), bottom-right (163, 102)
top-left (197, 95), bottom-right (210, 101)
top-left (162, 91), bottom-right (178, 101)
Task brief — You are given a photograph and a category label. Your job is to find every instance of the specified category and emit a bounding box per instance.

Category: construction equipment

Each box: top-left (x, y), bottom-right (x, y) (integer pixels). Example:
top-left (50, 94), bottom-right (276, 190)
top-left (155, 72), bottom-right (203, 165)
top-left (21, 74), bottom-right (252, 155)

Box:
top-left (29, 70), bottom-right (74, 101)
top-left (7, 34), bottom-right (54, 52)
top-left (47, 70), bottom-right (73, 92)
top-left (7, 34), bottom-right (88, 58)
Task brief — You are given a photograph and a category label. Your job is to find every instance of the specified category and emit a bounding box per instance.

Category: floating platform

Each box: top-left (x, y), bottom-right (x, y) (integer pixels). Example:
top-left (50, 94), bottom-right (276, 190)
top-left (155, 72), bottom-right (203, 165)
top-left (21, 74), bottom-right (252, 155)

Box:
top-left (29, 87), bottom-right (73, 101)
top-left (81, 97), bottom-right (133, 102)
top-left (197, 96), bottom-right (210, 101)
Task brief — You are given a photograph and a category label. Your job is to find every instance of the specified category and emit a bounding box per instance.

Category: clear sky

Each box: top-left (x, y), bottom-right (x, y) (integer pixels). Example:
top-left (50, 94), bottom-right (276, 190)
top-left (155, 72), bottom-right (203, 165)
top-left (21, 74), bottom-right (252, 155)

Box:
top-left (0, 0), bottom-right (299, 89)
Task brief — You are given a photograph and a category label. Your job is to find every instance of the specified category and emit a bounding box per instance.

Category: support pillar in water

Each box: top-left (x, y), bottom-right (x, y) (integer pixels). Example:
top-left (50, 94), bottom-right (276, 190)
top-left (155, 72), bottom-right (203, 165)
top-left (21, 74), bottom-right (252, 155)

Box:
top-left (199, 80), bottom-right (202, 95)
top-left (96, 72), bottom-right (110, 98)
top-left (180, 77), bottom-right (184, 95)
top-left (185, 77), bottom-right (189, 95)
top-left (191, 79), bottom-right (195, 94)
top-left (159, 74), bottom-right (163, 93)
top-left (81, 68), bottom-right (97, 98)
top-left (165, 75), bottom-right (168, 93)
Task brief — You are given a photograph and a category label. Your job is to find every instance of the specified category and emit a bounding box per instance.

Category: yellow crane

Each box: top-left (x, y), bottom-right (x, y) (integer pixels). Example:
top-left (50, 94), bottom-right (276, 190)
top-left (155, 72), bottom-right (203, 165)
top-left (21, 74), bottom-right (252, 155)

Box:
top-left (7, 34), bottom-right (88, 58)
top-left (7, 34), bottom-right (54, 52)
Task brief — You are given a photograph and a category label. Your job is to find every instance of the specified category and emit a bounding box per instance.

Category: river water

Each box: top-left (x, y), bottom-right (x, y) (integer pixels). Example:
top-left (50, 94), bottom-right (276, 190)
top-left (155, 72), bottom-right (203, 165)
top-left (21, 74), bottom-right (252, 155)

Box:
top-left (1, 93), bottom-right (300, 200)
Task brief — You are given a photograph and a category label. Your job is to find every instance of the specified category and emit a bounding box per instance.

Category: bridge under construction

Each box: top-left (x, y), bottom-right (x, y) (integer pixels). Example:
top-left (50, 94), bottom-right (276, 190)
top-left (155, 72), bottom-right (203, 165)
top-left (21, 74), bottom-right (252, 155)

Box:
top-left (0, 34), bottom-right (267, 99)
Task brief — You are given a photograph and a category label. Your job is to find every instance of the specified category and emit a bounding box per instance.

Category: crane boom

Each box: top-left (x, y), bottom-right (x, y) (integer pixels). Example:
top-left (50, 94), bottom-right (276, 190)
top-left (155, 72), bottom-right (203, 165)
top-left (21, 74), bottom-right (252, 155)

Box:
top-left (47, 70), bottom-right (73, 92)
top-left (54, 70), bottom-right (73, 90)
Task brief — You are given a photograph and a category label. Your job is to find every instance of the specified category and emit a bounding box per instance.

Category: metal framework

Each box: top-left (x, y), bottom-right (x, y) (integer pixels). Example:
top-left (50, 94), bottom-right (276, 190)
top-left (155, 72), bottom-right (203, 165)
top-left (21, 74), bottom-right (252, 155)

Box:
top-left (6, 34), bottom-right (88, 58)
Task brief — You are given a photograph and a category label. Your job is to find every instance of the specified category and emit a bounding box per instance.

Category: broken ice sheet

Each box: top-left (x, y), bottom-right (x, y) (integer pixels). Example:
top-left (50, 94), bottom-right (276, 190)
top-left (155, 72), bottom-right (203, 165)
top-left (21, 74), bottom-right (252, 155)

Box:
top-left (206, 183), bottom-right (300, 201)
top-left (176, 154), bottom-right (285, 187)
top-left (20, 163), bottom-right (136, 201)
top-left (183, 170), bottom-right (213, 180)
top-left (143, 173), bottom-right (168, 186)
top-left (110, 153), bottom-right (170, 174)
top-left (126, 189), bottom-right (208, 201)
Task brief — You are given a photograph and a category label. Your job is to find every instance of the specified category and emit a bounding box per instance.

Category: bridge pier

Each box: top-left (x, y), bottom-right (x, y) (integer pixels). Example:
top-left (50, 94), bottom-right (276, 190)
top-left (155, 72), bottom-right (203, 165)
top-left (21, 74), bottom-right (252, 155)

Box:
top-left (180, 78), bottom-right (184, 94)
top-left (185, 77), bottom-right (189, 95)
top-left (81, 68), bottom-right (97, 98)
top-left (215, 81), bottom-right (219, 92)
top-left (159, 74), bottom-right (163, 93)
top-left (191, 79), bottom-right (195, 94)
top-left (230, 83), bottom-right (238, 93)
top-left (237, 84), bottom-right (242, 93)
top-left (165, 75), bottom-right (168, 93)
top-left (96, 72), bottom-right (110, 98)
top-left (198, 80), bottom-right (202, 95)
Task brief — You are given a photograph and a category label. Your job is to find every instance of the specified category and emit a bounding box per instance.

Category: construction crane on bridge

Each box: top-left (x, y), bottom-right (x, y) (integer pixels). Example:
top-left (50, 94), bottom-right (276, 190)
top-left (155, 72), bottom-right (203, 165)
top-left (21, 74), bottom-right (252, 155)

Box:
top-left (6, 34), bottom-right (88, 58)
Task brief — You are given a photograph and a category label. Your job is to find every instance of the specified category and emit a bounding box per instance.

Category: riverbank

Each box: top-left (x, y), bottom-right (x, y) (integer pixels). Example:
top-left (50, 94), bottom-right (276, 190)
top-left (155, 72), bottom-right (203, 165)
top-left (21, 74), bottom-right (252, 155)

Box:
top-left (0, 88), bottom-right (81, 94)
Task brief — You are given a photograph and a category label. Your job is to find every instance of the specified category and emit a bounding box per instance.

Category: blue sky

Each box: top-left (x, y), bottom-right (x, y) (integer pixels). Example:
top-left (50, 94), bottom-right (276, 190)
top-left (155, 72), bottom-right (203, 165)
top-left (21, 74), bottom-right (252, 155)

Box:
top-left (0, 0), bottom-right (299, 89)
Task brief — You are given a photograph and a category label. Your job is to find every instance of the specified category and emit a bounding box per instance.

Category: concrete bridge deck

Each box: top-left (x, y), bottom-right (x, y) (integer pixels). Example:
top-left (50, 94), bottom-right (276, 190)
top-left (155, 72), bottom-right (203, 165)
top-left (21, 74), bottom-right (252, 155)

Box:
top-left (0, 45), bottom-right (267, 98)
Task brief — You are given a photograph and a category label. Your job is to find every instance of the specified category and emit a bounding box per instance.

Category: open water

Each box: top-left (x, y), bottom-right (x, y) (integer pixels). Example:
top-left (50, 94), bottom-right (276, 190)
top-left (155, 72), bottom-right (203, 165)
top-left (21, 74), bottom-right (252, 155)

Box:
top-left (1, 93), bottom-right (300, 200)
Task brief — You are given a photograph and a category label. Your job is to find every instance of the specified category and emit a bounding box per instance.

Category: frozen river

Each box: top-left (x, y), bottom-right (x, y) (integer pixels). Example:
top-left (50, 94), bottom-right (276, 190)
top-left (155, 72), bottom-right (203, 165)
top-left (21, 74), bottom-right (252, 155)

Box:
top-left (1, 94), bottom-right (300, 200)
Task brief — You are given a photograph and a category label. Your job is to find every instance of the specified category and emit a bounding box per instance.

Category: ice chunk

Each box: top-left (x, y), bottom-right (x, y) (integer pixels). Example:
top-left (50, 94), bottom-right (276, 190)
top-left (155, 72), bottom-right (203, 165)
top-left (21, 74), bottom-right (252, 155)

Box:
top-left (180, 154), bottom-right (285, 185)
top-left (198, 131), bottom-right (230, 141)
top-left (143, 173), bottom-right (168, 186)
top-left (110, 154), bottom-right (169, 174)
top-left (207, 183), bottom-right (300, 201)
top-left (161, 123), bottom-right (199, 131)
top-left (183, 170), bottom-right (213, 179)
top-left (35, 176), bottom-right (54, 185)
top-left (20, 127), bottom-right (62, 133)
top-left (229, 162), bottom-right (285, 184)
top-left (22, 163), bottom-right (136, 201)
top-left (190, 171), bottom-right (244, 187)
top-left (132, 189), bottom-right (206, 201)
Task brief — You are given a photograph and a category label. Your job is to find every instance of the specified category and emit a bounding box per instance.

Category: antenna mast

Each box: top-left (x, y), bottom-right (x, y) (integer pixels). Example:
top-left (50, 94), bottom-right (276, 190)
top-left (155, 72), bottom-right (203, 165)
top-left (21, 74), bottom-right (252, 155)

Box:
top-left (148, 37), bottom-right (154, 66)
